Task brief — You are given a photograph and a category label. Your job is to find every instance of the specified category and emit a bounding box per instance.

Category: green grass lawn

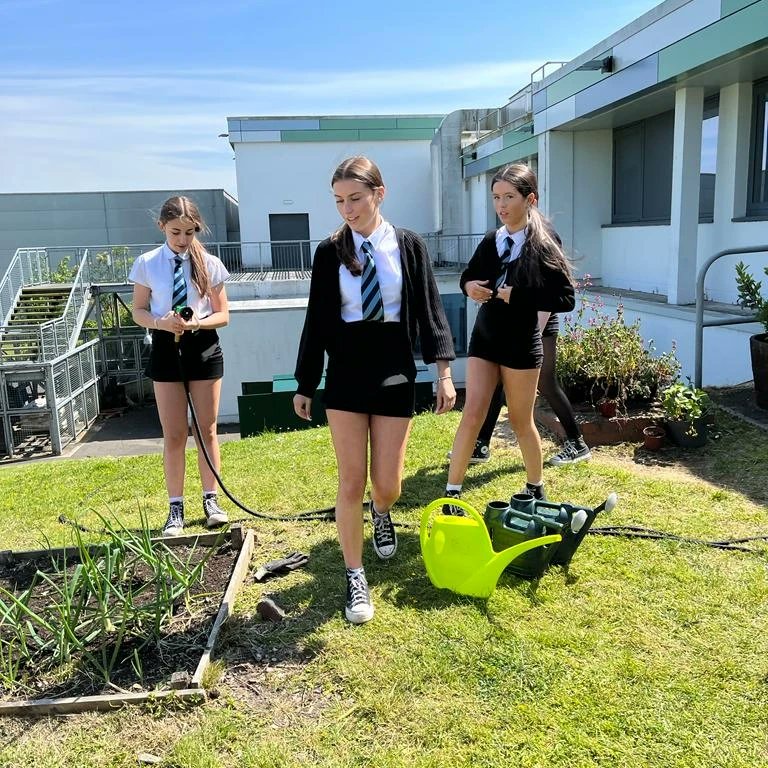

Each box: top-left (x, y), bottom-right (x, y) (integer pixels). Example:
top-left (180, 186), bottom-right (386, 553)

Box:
top-left (1, 411), bottom-right (767, 768)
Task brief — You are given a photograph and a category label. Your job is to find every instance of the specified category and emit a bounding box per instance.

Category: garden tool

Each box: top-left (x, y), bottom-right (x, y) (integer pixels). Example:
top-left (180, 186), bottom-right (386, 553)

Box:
top-left (254, 551), bottom-right (309, 582)
top-left (420, 497), bottom-right (562, 598)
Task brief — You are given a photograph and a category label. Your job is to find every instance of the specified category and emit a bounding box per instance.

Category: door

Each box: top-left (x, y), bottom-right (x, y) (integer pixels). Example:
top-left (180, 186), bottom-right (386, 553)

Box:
top-left (268, 213), bottom-right (311, 269)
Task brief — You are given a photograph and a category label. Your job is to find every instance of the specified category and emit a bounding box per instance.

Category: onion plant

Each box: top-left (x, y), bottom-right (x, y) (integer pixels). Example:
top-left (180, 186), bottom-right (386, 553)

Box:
top-left (0, 511), bottom-right (223, 694)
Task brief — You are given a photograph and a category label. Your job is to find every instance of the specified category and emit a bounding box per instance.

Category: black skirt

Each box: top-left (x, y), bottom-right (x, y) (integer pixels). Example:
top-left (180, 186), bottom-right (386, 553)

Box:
top-left (468, 301), bottom-right (543, 370)
top-left (323, 321), bottom-right (416, 417)
top-left (147, 328), bottom-right (224, 382)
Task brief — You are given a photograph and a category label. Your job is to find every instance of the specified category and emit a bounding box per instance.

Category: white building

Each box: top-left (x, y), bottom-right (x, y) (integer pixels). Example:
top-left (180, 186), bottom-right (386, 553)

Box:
top-left (225, 0), bottom-right (768, 399)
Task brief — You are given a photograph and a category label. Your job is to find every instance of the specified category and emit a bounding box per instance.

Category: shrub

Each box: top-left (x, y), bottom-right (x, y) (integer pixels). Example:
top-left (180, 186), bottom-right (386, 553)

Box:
top-left (557, 276), bottom-right (680, 405)
top-left (661, 381), bottom-right (711, 424)
top-left (734, 260), bottom-right (768, 334)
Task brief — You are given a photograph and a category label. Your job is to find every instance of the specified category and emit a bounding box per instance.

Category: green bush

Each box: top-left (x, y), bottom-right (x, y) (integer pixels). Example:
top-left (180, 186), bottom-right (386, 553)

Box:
top-left (735, 260), bottom-right (768, 334)
top-left (660, 381), bottom-right (711, 424)
top-left (556, 278), bottom-right (680, 405)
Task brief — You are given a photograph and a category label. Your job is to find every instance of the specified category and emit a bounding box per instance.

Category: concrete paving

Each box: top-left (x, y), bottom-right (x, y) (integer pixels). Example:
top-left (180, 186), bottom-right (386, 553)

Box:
top-left (61, 404), bottom-right (242, 460)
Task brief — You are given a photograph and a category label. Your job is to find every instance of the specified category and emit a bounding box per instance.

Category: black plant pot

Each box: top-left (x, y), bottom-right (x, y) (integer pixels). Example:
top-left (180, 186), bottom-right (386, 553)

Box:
top-left (666, 417), bottom-right (708, 448)
top-left (749, 333), bottom-right (768, 410)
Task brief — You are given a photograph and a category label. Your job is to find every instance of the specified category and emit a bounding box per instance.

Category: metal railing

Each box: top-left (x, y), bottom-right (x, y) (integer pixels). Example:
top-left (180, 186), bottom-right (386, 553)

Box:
top-left (0, 338), bottom-right (99, 458)
top-left (694, 245), bottom-right (768, 387)
top-left (0, 248), bottom-right (48, 324)
top-left (39, 248), bottom-right (93, 359)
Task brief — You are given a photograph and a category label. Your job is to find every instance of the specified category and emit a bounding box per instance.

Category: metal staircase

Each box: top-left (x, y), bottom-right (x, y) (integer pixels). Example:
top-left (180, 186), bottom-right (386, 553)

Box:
top-left (0, 286), bottom-right (71, 362)
top-left (0, 248), bottom-right (100, 459)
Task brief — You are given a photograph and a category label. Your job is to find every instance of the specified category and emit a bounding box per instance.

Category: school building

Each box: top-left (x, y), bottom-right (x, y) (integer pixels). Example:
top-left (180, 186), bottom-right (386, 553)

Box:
top-left (226, 0), bottom-right (768, 404)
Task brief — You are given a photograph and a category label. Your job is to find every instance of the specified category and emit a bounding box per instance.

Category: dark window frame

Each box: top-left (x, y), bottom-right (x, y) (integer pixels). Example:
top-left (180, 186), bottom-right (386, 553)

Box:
top-left (747, 78), bottom-right (768, 217)
top-left (612, 111), bottom-right (674, 225)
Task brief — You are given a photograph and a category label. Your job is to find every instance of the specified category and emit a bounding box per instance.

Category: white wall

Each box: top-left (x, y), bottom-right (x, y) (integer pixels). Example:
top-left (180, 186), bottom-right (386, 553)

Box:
top-left (468, 174), bottom-right (489, 234)
top-left (572, 130), bottom-right (612, 279)
top-left (601, 225), bottom-right (671, 294)
top-left (233, 141), bottom-right (435, 250)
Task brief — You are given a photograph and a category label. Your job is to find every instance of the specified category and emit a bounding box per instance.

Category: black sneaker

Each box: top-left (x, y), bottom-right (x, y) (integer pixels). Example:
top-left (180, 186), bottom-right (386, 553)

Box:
top-left (522, 482), bottom-right (547, 501)
top-left (203, 494), bottom-right (229, 528)
top-left (371, 506), bottom-right (397, 559)
top-left (446, 440), bottom-right (491, 464)
top-left (345, 570), bottom-right (374, 624)
top-left (548, 437), bottom-right (592, 466)
top-left (442, 489), bottom-right (466, 516)
top-left (162, 501), bottom-right (184, 537)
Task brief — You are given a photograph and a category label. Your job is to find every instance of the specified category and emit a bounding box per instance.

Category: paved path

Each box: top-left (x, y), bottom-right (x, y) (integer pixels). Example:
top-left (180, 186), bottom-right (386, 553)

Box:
top-left (61, 404), bottom-right (241, 460)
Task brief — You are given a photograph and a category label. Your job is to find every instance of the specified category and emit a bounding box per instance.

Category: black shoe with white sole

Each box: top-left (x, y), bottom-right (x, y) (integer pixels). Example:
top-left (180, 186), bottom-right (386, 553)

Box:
top-left (345, 569), bottom-right (374, 624)
top-left (203, 494), bottom-right (229, 528)
top-left (371, 507), bottom-right (397, 559)
top-left (162, 501), bottom-right (185, 537)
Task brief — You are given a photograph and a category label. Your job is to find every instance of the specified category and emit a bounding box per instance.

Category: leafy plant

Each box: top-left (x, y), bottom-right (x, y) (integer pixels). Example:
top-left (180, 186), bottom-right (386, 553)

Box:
top-left (557, 276), bottom-right (681, 406)
top-left (734, 261), bottom-right (768, 334)
top-left (660, 381), bottom-right (711, 425)
top-left (0, 510), bottom-right (222, 693)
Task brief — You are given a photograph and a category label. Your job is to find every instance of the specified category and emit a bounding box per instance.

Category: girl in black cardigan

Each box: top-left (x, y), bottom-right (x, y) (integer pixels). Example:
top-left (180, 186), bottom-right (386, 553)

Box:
top-left (445, 163), bottom-right (575, 508)
top-left (293, 156), bottom-right (456, 624)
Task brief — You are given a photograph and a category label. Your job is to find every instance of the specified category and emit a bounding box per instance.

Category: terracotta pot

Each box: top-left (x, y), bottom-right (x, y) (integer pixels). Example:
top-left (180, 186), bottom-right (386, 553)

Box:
top-left (642, 425), bottom-right (665, 451)
top-left (597, 399), bottom-right (617, 418)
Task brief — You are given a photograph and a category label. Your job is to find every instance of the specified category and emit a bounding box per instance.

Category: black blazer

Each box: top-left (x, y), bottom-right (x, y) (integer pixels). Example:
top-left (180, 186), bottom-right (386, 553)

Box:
top-left (294, 228), bottom-right (456, 398)
top-left (459, 231), bottom-right (575, 316)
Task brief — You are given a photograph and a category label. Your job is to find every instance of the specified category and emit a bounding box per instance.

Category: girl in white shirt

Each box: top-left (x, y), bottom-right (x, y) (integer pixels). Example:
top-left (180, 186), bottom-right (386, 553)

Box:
top-left (130, 196), bottom-right (230, 537)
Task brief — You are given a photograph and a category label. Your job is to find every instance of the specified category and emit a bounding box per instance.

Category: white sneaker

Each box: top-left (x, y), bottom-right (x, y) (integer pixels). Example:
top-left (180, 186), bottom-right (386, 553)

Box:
top-left (548, 438), bottom-right (592, 466)
top-left (202, 494), bottom-right (229, 528)
top-left (345, 570), bottom-right (374, 624)
top-left (162, 501), bottom-right (185, 537)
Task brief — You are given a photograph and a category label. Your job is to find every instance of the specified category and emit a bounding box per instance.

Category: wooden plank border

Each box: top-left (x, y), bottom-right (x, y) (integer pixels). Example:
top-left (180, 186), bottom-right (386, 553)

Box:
top-left (0, 525), bottom-right (254, 717)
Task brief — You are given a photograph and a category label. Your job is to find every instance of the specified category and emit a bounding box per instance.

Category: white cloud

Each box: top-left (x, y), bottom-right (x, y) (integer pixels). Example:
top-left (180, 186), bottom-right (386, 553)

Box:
top-left (0, 59), bottom-right (541, 194)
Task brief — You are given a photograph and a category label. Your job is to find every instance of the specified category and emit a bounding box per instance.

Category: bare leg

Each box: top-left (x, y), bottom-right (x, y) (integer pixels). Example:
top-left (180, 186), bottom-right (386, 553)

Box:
top-left (188, 378), bottom-right (222, 493)
top-left (327, 410), bottom-right (370, 569)
top-left (153, 381), bottom-right (189, 498)
top-left (369, 415), bottom-right (412, 513)
top-left (447, 357), bottom-right (500, 486)
top-left (501, 367), bottom-right (543, 485)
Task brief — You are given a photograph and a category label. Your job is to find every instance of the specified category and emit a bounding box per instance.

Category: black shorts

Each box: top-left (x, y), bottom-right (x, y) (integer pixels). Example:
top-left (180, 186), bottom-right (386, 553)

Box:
top-left (147, 328), bottom-right (223, 382)
top-left (323, 321), bottom-right (416, 418)
top-left (467, 302), bottom-right (543, 370)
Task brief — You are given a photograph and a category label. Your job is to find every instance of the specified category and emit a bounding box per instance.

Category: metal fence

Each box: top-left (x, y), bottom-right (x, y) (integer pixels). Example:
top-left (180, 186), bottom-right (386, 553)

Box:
top-left (0, 339), bottom-right (100, 459)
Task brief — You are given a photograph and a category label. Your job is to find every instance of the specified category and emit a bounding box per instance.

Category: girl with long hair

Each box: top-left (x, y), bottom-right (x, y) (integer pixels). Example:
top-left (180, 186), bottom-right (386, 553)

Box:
top-left (445, 164), bottom-right (575, 508)
top-left (294, 156), bottom-right (456, 623)
top-left (130, 196), bottom-right (230, 537)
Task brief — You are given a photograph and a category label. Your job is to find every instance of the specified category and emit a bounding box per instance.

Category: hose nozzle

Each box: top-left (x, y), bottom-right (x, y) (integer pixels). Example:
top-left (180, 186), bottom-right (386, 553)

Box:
top-left (174, 306), bottom-right (194, 342)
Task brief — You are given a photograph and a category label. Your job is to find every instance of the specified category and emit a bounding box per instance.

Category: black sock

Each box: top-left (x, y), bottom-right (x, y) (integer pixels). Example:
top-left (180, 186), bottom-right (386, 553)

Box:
top-left (526, 481), bottom-right (545, 500)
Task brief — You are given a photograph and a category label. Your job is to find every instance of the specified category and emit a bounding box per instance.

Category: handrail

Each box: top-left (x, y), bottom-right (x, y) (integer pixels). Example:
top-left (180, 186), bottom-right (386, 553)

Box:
top-left (694, 245), bottom-right (768, 387)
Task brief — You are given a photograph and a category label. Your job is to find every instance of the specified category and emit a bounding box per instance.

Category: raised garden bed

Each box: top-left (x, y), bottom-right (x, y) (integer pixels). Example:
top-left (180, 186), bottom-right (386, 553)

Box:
top-left (0, 524), bottom-right (254, 716)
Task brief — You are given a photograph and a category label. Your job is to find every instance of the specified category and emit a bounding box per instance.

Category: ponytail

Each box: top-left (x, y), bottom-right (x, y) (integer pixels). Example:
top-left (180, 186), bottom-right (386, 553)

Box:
top-left (330, 223), bottom-right (361, 276)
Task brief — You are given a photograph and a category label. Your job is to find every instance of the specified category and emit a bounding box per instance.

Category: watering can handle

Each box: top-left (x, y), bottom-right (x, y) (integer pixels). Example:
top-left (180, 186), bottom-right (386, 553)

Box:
top-left (420, 497), bottom-right (485, 546)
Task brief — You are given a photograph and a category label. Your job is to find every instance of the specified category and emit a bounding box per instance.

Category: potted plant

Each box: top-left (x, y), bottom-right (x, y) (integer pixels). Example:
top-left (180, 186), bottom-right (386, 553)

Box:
top-left (642, 424), bottom-right (665, 451)
top-left (734, 261), bottom-right (768, 410)
top-left (660, 382), bottom-right (711, 447)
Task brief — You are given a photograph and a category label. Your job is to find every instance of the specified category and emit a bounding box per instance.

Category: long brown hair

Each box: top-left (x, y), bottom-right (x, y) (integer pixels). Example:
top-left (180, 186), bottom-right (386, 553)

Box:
top-left (490, 164), bottom-right (574, 288)
top-left (158, 196), bottom-right (211, 297)
top-left (330, 156), bottom-right (384, 276)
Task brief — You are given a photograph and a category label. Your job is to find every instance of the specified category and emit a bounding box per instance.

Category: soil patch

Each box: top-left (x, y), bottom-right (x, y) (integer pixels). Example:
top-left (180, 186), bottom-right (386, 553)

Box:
top-left (0, 542), bottom-right (238, 701)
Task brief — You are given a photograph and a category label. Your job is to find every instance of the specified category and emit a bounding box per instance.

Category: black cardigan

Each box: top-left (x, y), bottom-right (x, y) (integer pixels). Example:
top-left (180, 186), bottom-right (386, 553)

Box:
top-left (459, 232), bottom-right (575, 315)
top-left (294, 228), bottom-right (456, 398)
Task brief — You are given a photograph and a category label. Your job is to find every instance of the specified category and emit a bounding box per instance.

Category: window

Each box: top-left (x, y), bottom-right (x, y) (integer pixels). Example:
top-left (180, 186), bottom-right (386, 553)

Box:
top-left (748, 78), bottom-right (768, 216)
top-left (699, 96), bottom-right (719, 222)
top-left (612, 111), bottom-right (674, 224)
top-left (412, 293), bottom-right (467, 356)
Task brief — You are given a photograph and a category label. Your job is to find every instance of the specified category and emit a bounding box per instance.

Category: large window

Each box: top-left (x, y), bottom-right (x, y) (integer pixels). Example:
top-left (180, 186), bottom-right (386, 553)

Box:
top-left (612, 111), bottom-right (674, 224)
top-left (748, 78), bottom-right (768, 216)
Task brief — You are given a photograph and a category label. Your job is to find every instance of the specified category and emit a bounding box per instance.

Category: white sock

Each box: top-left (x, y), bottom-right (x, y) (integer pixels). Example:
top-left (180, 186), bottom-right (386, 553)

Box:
top-left (169, 496), bottom-right (184, 505)
top-left (446, 484), bottom-right (462, 494)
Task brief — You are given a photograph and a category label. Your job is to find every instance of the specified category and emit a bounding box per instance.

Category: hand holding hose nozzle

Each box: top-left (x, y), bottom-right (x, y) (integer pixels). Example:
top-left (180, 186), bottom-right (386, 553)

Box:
top-left (174, 306), bottom-right (194, 343)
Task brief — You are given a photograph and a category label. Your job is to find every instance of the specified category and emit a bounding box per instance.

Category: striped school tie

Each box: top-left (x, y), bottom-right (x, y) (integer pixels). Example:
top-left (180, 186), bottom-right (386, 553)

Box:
top-left (172, 256), bottom-right (187, 311)
top-left (495, 236), bottom-right (514, 290)
top-left (360, 240), bottom-right (384, 322)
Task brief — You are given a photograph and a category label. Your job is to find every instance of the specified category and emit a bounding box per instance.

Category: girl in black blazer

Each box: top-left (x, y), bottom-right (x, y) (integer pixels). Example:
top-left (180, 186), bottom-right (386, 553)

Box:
top-left (445, 164), bottom-right (575, 508)
top-left (293, 156), bottom-right (456, 624)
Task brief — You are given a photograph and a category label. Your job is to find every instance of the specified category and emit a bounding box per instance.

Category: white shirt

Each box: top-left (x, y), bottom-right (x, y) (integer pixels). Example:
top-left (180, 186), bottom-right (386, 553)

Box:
top-left (339, 221), bottom-right (403, 322)
top-left (129, 243), bottom-right (230, 318)
top-left (495, 225), bottom-right (527, 263)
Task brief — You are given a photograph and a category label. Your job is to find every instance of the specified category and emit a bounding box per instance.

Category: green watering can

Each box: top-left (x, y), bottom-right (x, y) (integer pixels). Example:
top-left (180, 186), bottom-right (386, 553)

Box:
top-left (420, 498), bottom-right (562, 598)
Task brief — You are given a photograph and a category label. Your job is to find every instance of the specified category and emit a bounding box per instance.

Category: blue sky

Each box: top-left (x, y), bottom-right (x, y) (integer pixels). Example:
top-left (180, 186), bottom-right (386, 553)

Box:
top-left (0, 0), bottom-right (660, 196)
